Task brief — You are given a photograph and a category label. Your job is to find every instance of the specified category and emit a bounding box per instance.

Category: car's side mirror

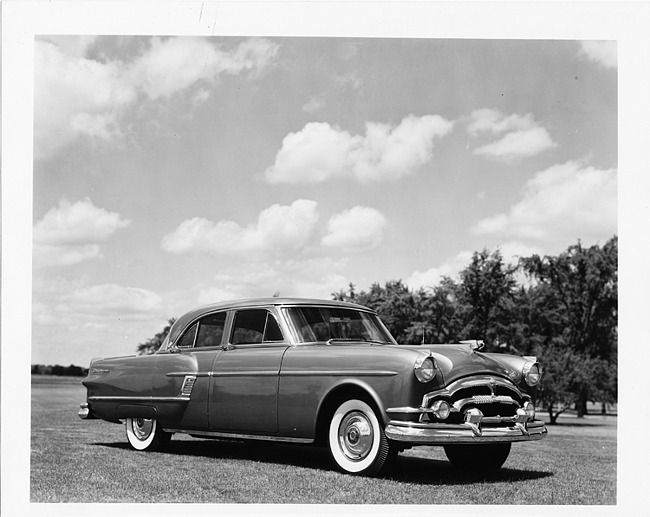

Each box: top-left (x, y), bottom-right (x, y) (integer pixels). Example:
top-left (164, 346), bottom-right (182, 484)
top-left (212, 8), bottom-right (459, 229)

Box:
top-left (168, 343), bottom-right (181, 354)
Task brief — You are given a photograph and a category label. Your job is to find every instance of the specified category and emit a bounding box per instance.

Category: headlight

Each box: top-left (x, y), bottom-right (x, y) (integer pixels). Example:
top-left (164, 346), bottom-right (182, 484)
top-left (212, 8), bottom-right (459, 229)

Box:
top-left (523, 361), bottom-right (541, 386)
top-left (414, 354), bottom-right (436, 383)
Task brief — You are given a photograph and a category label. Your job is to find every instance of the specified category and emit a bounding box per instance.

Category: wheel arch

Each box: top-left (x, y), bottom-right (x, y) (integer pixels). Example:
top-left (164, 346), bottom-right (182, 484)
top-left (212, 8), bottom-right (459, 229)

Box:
top-left (314, 380), bottom-right (386, 446)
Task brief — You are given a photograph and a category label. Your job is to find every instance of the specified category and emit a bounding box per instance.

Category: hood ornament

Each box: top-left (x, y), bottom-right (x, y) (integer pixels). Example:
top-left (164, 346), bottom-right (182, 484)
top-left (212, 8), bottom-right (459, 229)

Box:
top-left (460, 339), bottom-right (485, 352)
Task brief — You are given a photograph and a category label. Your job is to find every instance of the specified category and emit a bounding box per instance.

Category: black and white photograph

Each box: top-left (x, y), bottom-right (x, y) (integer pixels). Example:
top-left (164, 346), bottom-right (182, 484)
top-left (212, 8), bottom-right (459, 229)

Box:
top-left (2, 1), bottom-right (649, 515)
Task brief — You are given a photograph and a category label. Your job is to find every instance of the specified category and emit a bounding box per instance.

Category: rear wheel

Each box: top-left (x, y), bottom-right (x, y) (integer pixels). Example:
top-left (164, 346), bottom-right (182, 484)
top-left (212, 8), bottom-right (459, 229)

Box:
top-left (444, 443), bottom-right (511, 473)
top-left (125, 417), bottom-right (171, 451)
top-left (328, 399), bottom-right (393, 475)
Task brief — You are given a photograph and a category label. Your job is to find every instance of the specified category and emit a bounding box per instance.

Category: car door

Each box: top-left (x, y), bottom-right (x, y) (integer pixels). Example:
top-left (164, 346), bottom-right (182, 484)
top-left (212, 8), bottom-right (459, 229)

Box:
top-left (153, 311), bottom-right (227, 430)
top-left (209, 308), bottom-right (288, 434)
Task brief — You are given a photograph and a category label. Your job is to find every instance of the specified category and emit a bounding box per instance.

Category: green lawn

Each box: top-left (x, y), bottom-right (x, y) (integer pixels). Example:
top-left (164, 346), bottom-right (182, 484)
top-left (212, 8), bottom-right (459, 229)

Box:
top-left (31, 375), bottom-right (617, 504)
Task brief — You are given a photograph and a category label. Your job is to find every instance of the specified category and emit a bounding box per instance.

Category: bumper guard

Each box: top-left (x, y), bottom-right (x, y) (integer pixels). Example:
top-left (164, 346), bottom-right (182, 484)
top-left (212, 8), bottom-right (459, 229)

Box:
top-left (78, 402), bottom-right (96, 420)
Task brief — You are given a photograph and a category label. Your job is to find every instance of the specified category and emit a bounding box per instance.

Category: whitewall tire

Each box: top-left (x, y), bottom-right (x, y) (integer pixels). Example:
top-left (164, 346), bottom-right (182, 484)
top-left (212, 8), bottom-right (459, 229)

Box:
top-left (328, 399), bottom-right (392, 475)
top-left (125, 417), bottom-right (171, 451)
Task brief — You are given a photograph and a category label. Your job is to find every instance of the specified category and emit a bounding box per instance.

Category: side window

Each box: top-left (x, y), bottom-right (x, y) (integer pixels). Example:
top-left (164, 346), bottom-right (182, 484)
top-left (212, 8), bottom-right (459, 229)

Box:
top-left (177, 322), bottom-right (198, 348)
top-left (195, 312), bottom-right (227, 348)
top-left (264, 313), bottom-right (284, 342)
top-left (231, 309), bottom-right (284, 345)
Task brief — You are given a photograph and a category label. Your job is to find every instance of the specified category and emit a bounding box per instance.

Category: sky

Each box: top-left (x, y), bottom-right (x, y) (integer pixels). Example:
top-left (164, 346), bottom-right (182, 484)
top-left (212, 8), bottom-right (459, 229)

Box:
top-left (31, 35), bottom-right (618, 366)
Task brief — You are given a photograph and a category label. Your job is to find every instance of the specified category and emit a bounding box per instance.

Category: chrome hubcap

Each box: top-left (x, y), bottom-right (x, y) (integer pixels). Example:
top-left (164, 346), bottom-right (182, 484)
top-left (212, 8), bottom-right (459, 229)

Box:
top-left (132, 418), bottom-right (154, 440)
top-left (338, 411), bottom-right (374, 461)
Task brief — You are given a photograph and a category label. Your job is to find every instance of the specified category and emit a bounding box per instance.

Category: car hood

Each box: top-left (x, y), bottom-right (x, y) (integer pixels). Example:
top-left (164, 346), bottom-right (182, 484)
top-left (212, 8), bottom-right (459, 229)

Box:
top-left (398, 344), bottom-right (521, 384)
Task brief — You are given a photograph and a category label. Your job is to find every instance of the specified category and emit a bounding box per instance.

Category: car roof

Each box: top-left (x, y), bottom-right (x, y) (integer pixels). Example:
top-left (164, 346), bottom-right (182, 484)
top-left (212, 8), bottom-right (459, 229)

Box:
top-left (168, 297), bottom-right (373, 344)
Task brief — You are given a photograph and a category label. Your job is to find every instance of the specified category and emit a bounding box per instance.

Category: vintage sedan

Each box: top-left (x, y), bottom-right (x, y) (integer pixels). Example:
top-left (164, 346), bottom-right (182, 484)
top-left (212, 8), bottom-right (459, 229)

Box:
top-left (79, 297), bottom-right (547, 475)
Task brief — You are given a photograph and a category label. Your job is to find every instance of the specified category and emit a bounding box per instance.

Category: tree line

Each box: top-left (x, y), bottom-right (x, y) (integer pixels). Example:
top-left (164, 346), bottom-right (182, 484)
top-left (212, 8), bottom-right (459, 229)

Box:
top-left (31, 364), bottom-right (88, 376)
top-left (135, 236), bottom-right (617, 425)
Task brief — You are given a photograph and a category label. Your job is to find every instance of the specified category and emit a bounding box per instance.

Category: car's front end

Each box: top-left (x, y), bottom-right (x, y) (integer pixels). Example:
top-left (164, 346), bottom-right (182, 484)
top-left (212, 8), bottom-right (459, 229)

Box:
top-left (384, 345), bottom-right (547, 446)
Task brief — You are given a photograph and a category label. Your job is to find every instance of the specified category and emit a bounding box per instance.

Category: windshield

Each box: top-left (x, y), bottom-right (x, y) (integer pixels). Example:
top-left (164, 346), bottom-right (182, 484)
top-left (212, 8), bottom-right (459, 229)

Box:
top-left (283, 306), bottom-right (396, 345)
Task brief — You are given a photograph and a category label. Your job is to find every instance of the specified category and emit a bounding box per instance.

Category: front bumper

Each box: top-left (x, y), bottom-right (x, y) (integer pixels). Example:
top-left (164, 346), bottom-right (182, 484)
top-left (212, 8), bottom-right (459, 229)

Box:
top-left (385, 418), bottom-right (547, 444)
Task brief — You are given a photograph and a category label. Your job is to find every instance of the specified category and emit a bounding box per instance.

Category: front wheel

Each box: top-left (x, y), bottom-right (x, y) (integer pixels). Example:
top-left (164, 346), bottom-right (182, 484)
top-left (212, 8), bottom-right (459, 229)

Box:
top-left (328, 399), bottom-right (393, 475)
top-left (125, 417), bottom-right (171, 451)
top-left (444, 443), bottom-right (511, 473)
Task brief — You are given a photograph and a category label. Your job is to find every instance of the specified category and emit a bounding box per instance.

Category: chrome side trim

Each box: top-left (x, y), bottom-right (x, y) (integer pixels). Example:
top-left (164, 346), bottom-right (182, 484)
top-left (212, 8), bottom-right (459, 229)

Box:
top-left (167, 371), bottom-right (279, 377)
top-left (211, 371), bottom-right (279, 377)
top-left (166, 369), bottom-right (398, 378)
top-left (166, 372), bottom-right (211, 378)
top-left (281, 370), bottom-right (398, 377)
top-left (88, 395), bottom-right (190, 403)
top-left (165, 428), bottom-right (313, 444)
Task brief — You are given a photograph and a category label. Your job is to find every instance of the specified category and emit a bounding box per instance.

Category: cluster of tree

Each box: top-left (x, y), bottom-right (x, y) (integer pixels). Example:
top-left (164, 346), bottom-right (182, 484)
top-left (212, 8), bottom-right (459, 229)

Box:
top-left (137, 318), bottom-right (176, 355)
top-left (136, 236), bottom-right (617, 425)
top-left (31, 364), bottom-right (87, 376)
top-left (333, 237), bottom-right (618, 424)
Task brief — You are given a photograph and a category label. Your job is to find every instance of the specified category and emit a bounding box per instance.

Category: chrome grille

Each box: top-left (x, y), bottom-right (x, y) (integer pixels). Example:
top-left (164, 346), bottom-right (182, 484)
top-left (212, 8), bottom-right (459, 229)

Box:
top-left (424, 375), bottom-right (525, 423)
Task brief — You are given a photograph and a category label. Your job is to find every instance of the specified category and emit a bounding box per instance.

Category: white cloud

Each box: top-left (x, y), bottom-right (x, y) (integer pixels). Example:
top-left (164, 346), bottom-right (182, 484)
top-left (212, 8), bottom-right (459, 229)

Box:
top-left (497, 241), bottom-right (543, 264)
top-left (474, 127), bottom-right (556, 161)
top-left (406, 250), bottom-right (473, 289)
top-left (35, 37), bottom-right (279, 160)
top-left (130, 37), bottom-right (278, 99)
top-left (264, 114), bottom-right (454, 184)
top-left (62, 284), bottom-right (164, 317)
top-left (32, 276), bottom-right (169, 364)
top-left (579, 41), bottom-right (617, 69)
top-left (334, 71), bottom-right (363, 90)
top-left (33, 198), bottom-right (131, 267)
top-left (467, 109), bottom-right (535, 136)
top-left (321, 206), bottom-right (388, 250)
top-left (472, 160), bottom-right (617, 244)
top-left (406, 242), bottom-right (543, 291)
top-left (161, 199), bottom-right (319, 255)
top-left (196, 257), bottom-right (350, 304)
top-left (34, 40), bottom-right (131, 159)
top-left (302, 96), bottom-right (326, 113)
top-left (468, 108), bottom-right (556, 162)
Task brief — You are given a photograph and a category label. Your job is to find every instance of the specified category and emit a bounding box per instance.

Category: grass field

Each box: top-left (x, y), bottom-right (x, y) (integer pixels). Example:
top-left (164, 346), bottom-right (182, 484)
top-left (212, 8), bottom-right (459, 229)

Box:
top-left (31, 375), bottom-right (617, 504)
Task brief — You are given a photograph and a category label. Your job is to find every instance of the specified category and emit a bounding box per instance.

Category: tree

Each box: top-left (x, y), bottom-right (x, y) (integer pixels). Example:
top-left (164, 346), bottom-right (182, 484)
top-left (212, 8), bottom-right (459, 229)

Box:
top-left (534, 342), bottom-right (608, 424)
top-left (456, 249), bottom-right (518, 350)
top-left (405, 278), bottom-right (465, 344)
top-left (520, 237), bottom-right (618, 417)
top-left (137, 318), bottom-right (176, 355)
top-left (334, 280), bottom-right (419, 343)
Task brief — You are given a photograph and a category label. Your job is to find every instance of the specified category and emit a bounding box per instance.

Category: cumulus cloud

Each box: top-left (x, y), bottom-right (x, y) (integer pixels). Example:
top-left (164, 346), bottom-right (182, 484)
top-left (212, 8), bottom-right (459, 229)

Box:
top-left (406, 242), bottom-right (544, 291)
top-left (33, 198), bottom-right (131, 267)
top-left (472, 160), bottom-right (617, 244)
top-left (321, 206), bottom-right (388, 250)
top-left (62, 284), bottom-right (164, 317)
top-left (161, 199), bottom-right (319, 256)
top-left (467, 108), bottom-right (556, 162)
top-left (197, 257), bottom-right (350, 303)
top-left (264, 114), bottom-right (454, 184)
top-left (35, 36), bottom-right (279, 159)
top-left (32, 275), bottom-right (169, 364)
top-left (130, 37), bottom-right (278, 99)
top-left (406, 250), bottom-right (474, 289)
top-left (302, 96), bottom-right (326, 113)
top-left (579, 41), bottom-right (617, 69)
